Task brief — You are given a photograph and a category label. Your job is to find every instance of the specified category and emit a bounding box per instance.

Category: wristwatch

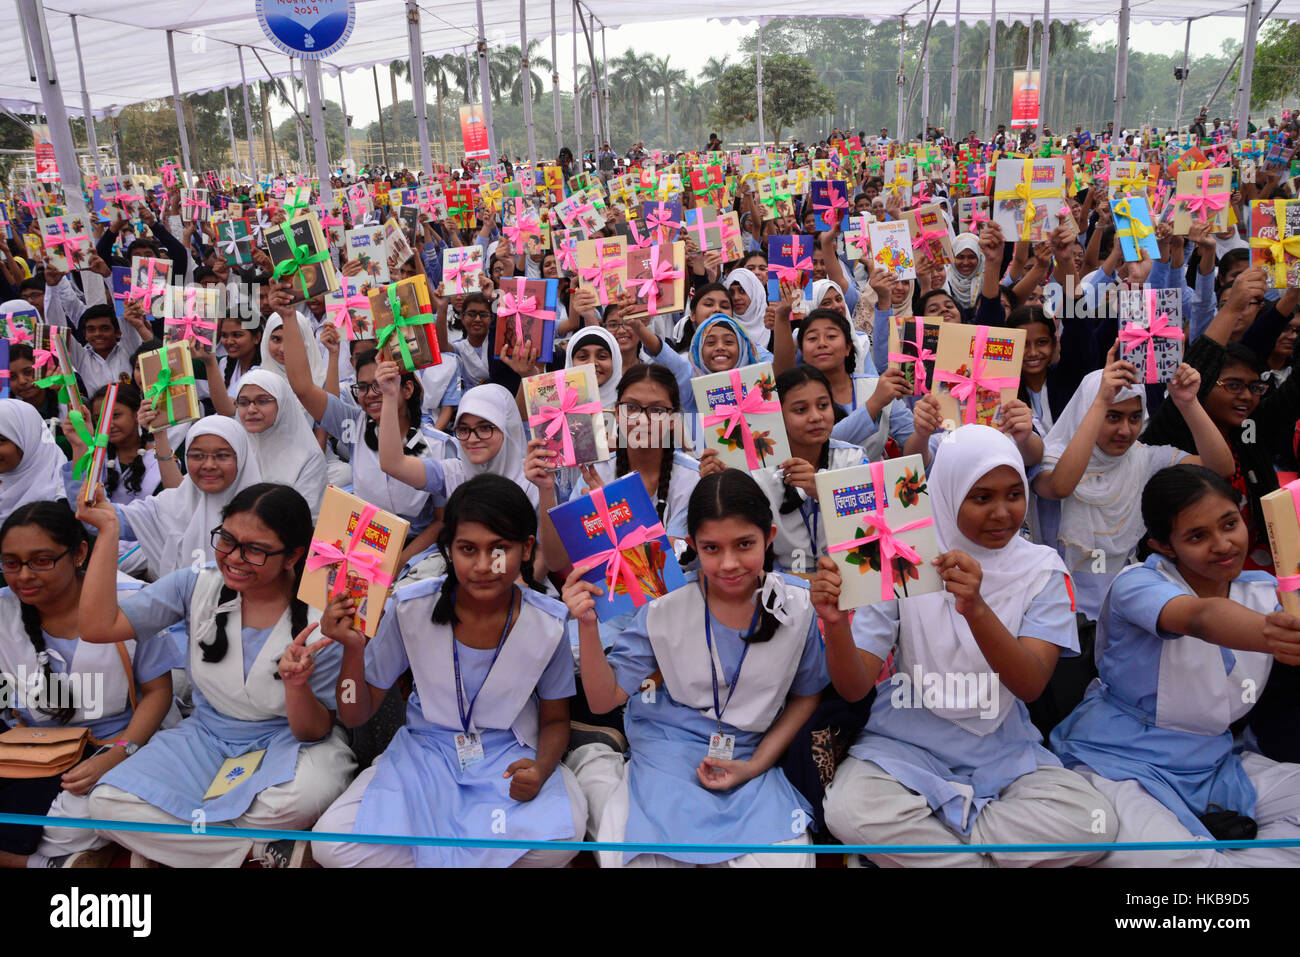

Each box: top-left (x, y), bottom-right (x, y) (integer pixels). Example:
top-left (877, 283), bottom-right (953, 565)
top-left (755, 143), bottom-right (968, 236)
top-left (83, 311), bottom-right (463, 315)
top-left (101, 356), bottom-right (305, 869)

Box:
top-left (112, 739), bottom-right (139, 756)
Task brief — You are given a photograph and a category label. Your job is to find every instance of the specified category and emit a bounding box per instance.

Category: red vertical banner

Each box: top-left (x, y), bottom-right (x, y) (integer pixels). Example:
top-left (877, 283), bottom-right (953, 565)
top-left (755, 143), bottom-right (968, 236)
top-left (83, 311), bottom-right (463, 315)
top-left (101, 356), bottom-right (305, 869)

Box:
top-left (459, 105), bottom-right (490, 160)
top-left (33, 125), bottom-right (59, 183)
top-left (1011, 71), bottom-right (1040, 130)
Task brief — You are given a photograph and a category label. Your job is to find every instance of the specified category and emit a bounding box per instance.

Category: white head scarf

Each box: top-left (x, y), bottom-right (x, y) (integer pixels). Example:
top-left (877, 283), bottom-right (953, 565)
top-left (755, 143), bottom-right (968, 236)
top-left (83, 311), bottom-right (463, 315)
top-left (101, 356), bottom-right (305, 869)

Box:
top-left (944, 233), bottom-right (984, 310)
top-left (722, 267), bottom-right (767, 343)
top-left (235, 370), bottom-right (327, 518)
top-left (898, 425), bottom-right (1066, 734)
top-left (119, 415), bottom-right (264, 578)
top-left (565, 326), bottom-right (623, 408)
top-left (455, 384), bottom-right (532, 493)
top-left (260, 314), bottom-right (325, 387)
top-left (0, 399), bottom-right (69, 518)
top-left (808, 279), bottom-right (850, 318)
top-left (1041, 369), bottom-right (1150, 575)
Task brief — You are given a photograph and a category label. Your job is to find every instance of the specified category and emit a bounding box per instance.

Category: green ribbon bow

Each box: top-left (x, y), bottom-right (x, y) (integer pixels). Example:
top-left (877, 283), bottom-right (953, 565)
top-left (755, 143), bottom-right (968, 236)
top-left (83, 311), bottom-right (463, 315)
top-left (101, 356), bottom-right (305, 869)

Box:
top-left (375, 285), bottom-right (435, 371)
top-left (67, 408), bottom-right (108, 479)
top-left (144, 362), bottom-right (196, 425)
top-left (270, 222), bottom-right (329, 299)
top-left (445, 202), bottom-right (470, 223)
top-left (35, 368), bottom-right (78, 406)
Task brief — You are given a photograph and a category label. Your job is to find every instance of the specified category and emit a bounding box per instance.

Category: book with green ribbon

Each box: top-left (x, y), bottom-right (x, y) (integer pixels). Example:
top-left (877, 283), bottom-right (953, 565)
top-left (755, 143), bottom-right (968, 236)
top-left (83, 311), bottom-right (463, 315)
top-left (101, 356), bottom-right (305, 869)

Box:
top-left (267, 211), bottom-right (338, 305)
top-left (370, 276), bottom-right (441, 372)
top-left (137, 342), bottom-right (199, 426)
top-left (34, 327), bottom-right (87, 419)
top-left (73, 382), bottom-right (117, 504)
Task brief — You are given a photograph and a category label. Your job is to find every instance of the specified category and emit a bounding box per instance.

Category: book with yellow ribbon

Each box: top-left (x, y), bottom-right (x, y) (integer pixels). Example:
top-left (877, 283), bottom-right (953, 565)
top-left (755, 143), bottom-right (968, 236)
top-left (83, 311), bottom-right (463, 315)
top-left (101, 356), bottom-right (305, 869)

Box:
top-left (992, 158), bottom-right (1065, 243)
top-left (1110, 195), bottom-right (1159, 262)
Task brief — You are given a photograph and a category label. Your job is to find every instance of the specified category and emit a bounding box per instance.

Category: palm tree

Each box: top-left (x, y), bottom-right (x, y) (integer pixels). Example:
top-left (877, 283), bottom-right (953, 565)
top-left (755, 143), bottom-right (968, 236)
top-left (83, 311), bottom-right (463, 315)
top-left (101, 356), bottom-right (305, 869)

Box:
top-left (424, 54), bottom-right (458, 163)
top-left (611, 50), bottom-right (652, 142)
top-left (648, 55), bottom-right (686, 149)
top-left (504, 39), bottom-right (553, 105)
top-left (389, 61), bottom-right (405, 164)
top-left (700, 55), bottom-right (730, 93)
top-left (372, 65), bottom-right (389, 167)
top-left (677, 79), bottom-right (711, 147)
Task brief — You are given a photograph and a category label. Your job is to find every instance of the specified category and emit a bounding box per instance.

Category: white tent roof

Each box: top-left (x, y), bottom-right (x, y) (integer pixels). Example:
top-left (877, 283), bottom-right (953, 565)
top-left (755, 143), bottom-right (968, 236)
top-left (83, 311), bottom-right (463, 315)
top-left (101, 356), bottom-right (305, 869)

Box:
top-left (4, 0), bottom-right (1297, 118)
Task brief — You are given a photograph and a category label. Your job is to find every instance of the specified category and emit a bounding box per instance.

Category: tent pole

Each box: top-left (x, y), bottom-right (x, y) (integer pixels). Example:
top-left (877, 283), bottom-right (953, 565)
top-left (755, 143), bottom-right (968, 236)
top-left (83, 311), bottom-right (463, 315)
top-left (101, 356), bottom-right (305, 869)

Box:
top-left (984, 0), bottom-right (996, 138)
top-left (601, 25), bottom-right (612, 147)
top-left (896, 16), bottom-right (906, 139)
top-left (921, 0), bottom-right (932, 139)
top-left (551, 0), bottom-right (562, 154)
top-left (223, 88), bottom-right (240, 177)
top-left (1174, 19), bottom-right (1191, 129)
top-left (572, 2), bottom-right (582, 149)
top-left (303, 60), bottom-right (334, 205)
top-left (16, 0), bottom-right (89, 218)
top-left (521, 0), bottom-right (538, 167)
top-left (1037, 0), bottom-right (1050, 142)
top-left (475, 0), bottom-right (497, 165)
top-left (1113, 0), bottom-right (1130, 138)
top-left (756, 19), bottom-right (765, 146)
top-left (338, 68), bottom-right (354, 172)
top-left (1234, 0), bottom-right (1261, 135)
top-left (950, 0), bottom-right (960, 133)
top-left (69, 15), bottom-right (103, 185)
top-left (166, 30), bottom-right (194, 185)
top-left (407, 0), bottom-right (433, 177)
top-left (238, 47), bottom-right (259, 183)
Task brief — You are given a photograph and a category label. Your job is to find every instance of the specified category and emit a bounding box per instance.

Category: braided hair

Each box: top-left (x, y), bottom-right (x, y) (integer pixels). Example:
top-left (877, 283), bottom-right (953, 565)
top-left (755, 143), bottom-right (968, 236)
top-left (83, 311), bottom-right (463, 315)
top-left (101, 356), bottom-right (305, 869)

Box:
top-left (431, 474), bottom-right (542, 626)
top-left (90, 383), bottom-right (152, 498)
top-left (1, 502), bottom-right (92, 724)
top-left (353, 349), bottom-right (426, 453)
top-left (202, 483), bottom-right (312, 671)
top-left (613, 364), bottom-right (680, 522)
top-left (774, 365), bottom-right (838, 516)
top-left (686, 471), bottom-right (781, 644)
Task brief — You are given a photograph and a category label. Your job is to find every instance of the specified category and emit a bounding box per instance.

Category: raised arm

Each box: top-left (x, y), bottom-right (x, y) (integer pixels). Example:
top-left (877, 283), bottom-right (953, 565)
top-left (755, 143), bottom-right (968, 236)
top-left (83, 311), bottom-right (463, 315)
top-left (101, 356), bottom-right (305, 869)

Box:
top-left (277, 303), bottom-right (330, 422)
top-left (375, 359), bottom-right (430, 489)
top-left (73, 489), bottom-right (141, 644)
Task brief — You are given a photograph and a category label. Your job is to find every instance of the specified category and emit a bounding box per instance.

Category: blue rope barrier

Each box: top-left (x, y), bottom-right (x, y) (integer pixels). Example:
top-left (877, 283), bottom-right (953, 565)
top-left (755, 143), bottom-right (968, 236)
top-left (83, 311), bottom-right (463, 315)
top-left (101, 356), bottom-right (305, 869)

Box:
top-left (5, 811), bottom-right (1300, 855)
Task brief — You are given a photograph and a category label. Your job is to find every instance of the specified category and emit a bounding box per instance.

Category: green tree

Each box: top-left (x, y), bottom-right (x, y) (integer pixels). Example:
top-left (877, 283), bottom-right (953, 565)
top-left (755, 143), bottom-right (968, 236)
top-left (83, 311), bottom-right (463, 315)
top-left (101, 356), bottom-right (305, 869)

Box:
top-left (712, 53), bottom-right (834, 146)
top-left (612, 50), bottom-right (653, 142)
top-left (1251, 22), bottom-right (1300, 108)
top-left (648, 55), bottom-right (687, 150)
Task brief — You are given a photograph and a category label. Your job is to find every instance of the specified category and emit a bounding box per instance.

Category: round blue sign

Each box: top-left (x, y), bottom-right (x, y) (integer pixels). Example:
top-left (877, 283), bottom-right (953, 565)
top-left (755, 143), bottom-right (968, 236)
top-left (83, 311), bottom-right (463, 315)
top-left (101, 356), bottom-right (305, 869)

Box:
top-left (256, 0), bottom-right (356, 60)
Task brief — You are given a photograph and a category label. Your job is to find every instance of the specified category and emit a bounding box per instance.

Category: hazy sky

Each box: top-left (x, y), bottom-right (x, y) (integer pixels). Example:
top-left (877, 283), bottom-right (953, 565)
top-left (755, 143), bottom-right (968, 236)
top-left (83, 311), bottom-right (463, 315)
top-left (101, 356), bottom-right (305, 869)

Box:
top-left (308, 15), bottom-right (1244, 131)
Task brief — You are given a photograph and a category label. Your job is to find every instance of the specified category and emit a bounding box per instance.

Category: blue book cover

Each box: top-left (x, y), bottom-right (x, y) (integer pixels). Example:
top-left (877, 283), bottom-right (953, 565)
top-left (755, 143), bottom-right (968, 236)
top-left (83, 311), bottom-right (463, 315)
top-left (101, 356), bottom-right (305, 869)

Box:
top-left (0, 339), bottom-right (8, 399)
top-left (810, 180), bottom-right (851, 231)
top-left (493, 277), bottom-right (557, 362)
top-left (641, 200), bottom-right (682, 243)
top-left (766, 234), bottom-right (814, 302)
top-left (110, 266), bottom-right (131, 320)
top-left (1110, 195), bottom-right (1160, 262)
top-left (549, 473), bottom-right (686, 622)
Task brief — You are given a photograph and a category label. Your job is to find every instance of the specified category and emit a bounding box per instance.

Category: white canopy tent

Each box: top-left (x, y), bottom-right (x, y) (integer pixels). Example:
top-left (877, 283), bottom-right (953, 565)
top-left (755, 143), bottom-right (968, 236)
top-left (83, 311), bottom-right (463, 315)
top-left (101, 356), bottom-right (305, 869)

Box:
top-left (8, 0), bottom-right (1299, 212)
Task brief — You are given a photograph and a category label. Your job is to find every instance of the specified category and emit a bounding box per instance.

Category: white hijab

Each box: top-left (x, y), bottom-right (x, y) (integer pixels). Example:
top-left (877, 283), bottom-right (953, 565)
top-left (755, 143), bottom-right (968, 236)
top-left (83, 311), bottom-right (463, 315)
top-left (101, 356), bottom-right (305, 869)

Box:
top-left (898, 425), bottom-right (1066, 734)
top-left (722, 267), bottom-right (768, 344)
top-left (0, 399), bottom-right (69, 518)
top-left (1041, 369), bottom-right (1149, 571)
top-left (944, 233), bottom-right (984, 311)
top-left (808, 278), bottom-right (850, 318)
top-left (565, 326), bottom-right (623, 408)
top-left (454, 384), bottom-right (534, 501)
top-left (235, 370), bottom-right (327, 518)
top-left (260, 314), bottom-right (326, 387)
top-left (120, 415), bottom-right (264, 578)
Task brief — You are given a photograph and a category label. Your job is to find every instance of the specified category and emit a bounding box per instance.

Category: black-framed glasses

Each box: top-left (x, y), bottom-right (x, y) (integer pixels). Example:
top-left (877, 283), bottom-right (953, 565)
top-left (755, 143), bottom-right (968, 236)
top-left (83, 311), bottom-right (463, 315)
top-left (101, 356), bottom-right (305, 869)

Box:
top-left (210, 528), bottom-right (288, 566)
top-left (350, 381), bottom-right (382, 399)
top-left (0, 549), bottom-right (71, 574)
top-left (1215, 378), bottom-right (1269, 397)
top-left (235, 395), bottom-right (277, 409)
top-left (462, 309), bottom-right (492, 320)
top-left (618, 401), bottom-right (675, 418)
top-left (453, 422), bottom-right (499, 441)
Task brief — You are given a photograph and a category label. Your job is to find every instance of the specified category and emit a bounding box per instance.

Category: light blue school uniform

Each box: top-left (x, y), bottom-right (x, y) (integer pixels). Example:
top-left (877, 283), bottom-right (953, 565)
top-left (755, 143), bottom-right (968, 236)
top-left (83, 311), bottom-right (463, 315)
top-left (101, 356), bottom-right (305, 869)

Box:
top-left (604, 572), bottom-right (828, 864)
top-left (99, 567), bottom-right (345, 822)
top-left (352, 577), bottom-right (578, 867)
top-left (754, 440), bottom-right (864, 573)
top-left (848, 571), bottom-right (1077, 835)
top-left (831, 377), bottom-right (917, 458)
top-left (1148, 259), bottom-right (1216, 341)
top-left (1052, 557), bottom-right (1279, 839)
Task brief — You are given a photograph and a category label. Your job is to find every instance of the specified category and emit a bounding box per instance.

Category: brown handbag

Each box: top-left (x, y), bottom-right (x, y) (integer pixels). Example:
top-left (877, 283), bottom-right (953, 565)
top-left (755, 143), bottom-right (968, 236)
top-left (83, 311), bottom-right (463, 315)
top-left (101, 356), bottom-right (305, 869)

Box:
top-left (0, 643), bottom-right (138, 779)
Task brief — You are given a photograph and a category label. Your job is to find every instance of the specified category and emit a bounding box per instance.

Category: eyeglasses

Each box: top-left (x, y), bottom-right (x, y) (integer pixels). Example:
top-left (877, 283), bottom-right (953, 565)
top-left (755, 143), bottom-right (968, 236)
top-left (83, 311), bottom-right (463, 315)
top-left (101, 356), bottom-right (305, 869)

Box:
top-left (235, 396), bottom-right (277, 409)
top-left (618, 401), bottom-right (674, 418)
top-left (350, 381), bottom-right (382, 399)
top-left (462, 310), bottom-right (492, 320)
top-left (185, 450), bottom-right (238, 465)
top-left (0, 549), bottom-right (71, 574)
top-left (1216, 378), bottom-right (1269, 397)
top-left (454, 422), bottom-right (499, 441)
top-left (210, 528), bottom-right (288, 566)
top-left (603, 320), bottom-right (634, 330)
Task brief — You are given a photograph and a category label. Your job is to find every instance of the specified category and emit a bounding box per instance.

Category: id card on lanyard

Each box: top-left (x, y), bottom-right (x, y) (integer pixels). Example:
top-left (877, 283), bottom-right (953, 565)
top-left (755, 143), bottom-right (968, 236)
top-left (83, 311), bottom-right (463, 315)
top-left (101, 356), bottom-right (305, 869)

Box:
top-left (702, 580), bottom-right (759, 761)
top-left (798, 500), bottom-right (820, 565)
top-left (451, 589), bottom-right (516, 770)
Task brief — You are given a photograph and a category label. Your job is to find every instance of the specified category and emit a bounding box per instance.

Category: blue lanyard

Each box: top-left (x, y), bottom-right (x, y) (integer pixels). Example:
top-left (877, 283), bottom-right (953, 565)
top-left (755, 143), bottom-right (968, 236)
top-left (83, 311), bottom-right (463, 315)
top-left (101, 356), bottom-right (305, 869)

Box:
top-left (451, 587), bottom-right (515, 734)
top-left (701, 580), bottom-right (760, 731)
top-left (799, 500), bottom-right (820, 558)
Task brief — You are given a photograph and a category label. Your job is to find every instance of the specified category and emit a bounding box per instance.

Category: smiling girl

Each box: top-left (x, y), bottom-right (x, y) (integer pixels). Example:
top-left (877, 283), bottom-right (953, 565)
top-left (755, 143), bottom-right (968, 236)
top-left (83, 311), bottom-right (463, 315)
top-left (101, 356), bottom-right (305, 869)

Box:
top-left (0, 398), bottom-right (69, 518)
top-left (233, 370), bottom-right (328, 519)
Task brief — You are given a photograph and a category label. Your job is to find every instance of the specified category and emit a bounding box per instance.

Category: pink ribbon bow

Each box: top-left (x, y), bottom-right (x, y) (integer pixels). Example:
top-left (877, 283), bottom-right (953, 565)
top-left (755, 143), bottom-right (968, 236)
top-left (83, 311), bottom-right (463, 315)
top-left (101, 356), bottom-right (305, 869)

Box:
top-left (967, 207), bottom-right (991, 230)
top-left (327, 278), bottom-right (370, 339)
top-left (319, 211), bottom-right (345, 230)
top-left (632, 246), bottom-right (685, 316)
top-left (566, 200), bottom-right (595, 226)
top-left (827, 460), bottom-right (935, 602)
top-left (159, 161), bottom-right (180, 188)
top-left (2, 316), bottom-right (52, 368)
top-left (932, 326), bottom-right (1020, 424)
top-left (556, 241), bottom-right (578, 273)
top-left (499, 279), bottom-right (557, 345)
top-left (578, 245), bottom-right (627, 306)
top-left (911, 227), bottom-right (948, 262)
top-left (44, 220), bottom-right (88, 265)
top-left (128, 258), bottom-right (168, 314)
top-left (573, 486), bottom-right (667, 607)
top-left (527, 371), bottom-right (601, 466)
top-left (164, 288), bottom-right (217, 347)
top-left (182, 194), bottom-right (210, 219)
top-left (888, 321), bottom-right (937, 395)
top-left (443, 255), bottom-right (478, 295)
top-left (503, 215), bottom-right (542, 255)
top-left (623, 221), bottom-right (652, 250)
top-left (1275, 480), bottom-right (1300, 595)
top-left (701, 369), bottom-right (782, 470)
top-left (646, 204), bottom-right (680, 242)
top-left (813, 189), bottom-right (851, 223)
top-left (306, 504), bottom-right (395, 599)
top-left (770, 256), bottom-right (814, 285)
top-left (1174, 169), bottom-right (1228, 224)
top-left (1119, 290), bottom-right (1185, 384)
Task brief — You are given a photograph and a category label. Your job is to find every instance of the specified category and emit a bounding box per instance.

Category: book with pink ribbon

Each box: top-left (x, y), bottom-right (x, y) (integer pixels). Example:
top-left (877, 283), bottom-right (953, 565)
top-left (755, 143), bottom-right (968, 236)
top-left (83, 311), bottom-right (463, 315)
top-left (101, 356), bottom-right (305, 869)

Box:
top-left (1262, 479), bottom-right (1300, 615)
top-left (575, 236), bottom-right (628, 307)
top-left (549, 475), bottom-right (686, 621)
top-left (956, 196), bottom-right (991, 234)
top-left (841, 215), bottom-right (873, 261)
top-left (902, 203), bottom-right (955, 268)
top-left (815, 456), bottom-right (943, 609)
top-left (1173, 168), bottom-right (1231, 234)
top-left (691, 363), bottom-right (789, 471)
top-left (867, 220), bottom-right (916, 281)
top-left (523, 364), bottom-right (609, 468)
top-left (440, 245), bottom-right (485, 296)
top-left (556, 190), bottom-right (606, 233)
top-left (493, 277), bottom-right (558, 362)
top-left (766, 235), bottom-right (814, 302)
top-left (160, 285), bottom-right (222, 353)
top-left (127, 255), bottom-right (173, 317)
top-left (38, 215), bottom-right (91, 272)
top-left (888, 315), bottom-right (944, 397)
top-left (300, 486), bottom-right (410, 638)
top-left (810, 180), bottom-right (852, 231)
top-left (641, 200), bottom-right (682, 244)
top-left (1118, 288), bottom-right (1185, 384)
top-left (932, 324), bottom-right (1025, 430)
top-left (625, 242), bottom-right (686, 320)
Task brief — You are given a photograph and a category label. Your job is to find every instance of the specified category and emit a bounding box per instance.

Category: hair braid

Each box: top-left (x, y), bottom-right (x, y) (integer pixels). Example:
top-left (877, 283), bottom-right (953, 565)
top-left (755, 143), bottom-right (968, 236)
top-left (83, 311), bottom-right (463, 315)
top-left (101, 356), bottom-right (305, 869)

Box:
top-left (201, 583), bottom-right (236, 664)
top-left (19, 599), bottom-right (76, 724)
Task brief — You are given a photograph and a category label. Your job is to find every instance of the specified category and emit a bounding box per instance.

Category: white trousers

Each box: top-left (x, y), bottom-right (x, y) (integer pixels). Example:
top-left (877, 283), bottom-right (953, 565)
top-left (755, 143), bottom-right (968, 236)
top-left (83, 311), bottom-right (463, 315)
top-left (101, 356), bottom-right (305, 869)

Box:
top-left (1081, 751), bottom-right (1300, 868)
top-left (564, 743), bottom-right (815, 868)
top-left (85, 729), bottom-right (356, 868)
top-left (823, 757), bottom-right (1118, 868)
top-left (36, 790), bottom-right (109, 857)
top-left (310, 762), bottom-right (587, 868)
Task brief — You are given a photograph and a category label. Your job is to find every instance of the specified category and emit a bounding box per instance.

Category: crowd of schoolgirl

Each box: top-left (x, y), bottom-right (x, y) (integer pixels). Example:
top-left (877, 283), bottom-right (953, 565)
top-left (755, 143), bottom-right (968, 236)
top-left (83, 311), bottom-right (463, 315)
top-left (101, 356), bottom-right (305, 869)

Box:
top-left (1, 124), bottom-right (1300, 869)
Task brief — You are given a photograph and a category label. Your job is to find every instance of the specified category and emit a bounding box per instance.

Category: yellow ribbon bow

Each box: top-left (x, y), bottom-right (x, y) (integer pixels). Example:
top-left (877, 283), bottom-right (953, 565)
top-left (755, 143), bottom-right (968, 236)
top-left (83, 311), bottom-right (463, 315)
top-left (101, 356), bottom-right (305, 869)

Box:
top-left (993, 167), bottom-right (1061, 241)
top-left (887, 173), bottom-right (911, 197)
top-left (1113, 198), bottom-right (1154, 250)
top-left (1249, 200), bottom-right (1300, 287)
